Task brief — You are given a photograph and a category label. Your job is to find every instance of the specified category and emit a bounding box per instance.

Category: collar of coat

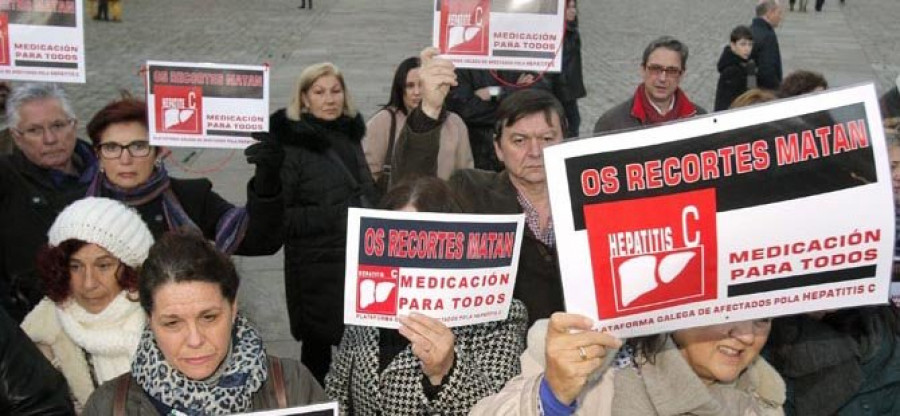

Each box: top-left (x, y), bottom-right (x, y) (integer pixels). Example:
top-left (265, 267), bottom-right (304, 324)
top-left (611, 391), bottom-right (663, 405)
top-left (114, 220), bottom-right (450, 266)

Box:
top-left (268, 108), bottom-right (366, 152)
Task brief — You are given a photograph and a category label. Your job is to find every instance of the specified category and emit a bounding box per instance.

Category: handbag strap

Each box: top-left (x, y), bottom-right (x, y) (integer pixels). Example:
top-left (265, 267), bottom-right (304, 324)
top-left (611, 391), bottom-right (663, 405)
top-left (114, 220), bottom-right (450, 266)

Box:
top-left (271, 356), bottom-right (287, 409)
top-left (326, 149), bottom-right (362, 189)
top-left (113, 374), bottom-right (131, 416)
top-left (382, 108), bottom-right (398, 173)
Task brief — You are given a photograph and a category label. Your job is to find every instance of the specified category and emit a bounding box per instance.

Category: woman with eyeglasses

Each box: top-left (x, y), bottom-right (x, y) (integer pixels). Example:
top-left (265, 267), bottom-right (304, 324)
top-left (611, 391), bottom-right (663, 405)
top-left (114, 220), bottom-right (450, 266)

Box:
top-left (22, 197), bottom-right (153, 411)
top-left (82, 97), bottom-right (284, 255)
top-left (472, 313), bottom-right (785, 415)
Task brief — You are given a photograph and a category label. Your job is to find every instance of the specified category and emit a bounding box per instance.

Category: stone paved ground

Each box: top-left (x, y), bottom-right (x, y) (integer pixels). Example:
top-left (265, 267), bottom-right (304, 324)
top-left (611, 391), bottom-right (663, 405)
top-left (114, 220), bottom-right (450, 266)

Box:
top-left (48, 0), bottom-right (900, 359)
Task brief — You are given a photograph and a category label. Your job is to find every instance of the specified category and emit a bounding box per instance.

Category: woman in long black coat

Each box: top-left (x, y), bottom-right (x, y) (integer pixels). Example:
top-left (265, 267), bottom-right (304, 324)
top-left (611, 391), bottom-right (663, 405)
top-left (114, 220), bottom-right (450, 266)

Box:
top-left (261, 62), bottom-right (378, 383)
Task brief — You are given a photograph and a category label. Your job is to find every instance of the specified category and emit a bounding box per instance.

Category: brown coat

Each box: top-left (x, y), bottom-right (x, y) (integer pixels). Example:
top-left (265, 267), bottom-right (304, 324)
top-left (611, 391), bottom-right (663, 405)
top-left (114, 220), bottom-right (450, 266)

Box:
top-left (363, 108), bottom-right (472, 182)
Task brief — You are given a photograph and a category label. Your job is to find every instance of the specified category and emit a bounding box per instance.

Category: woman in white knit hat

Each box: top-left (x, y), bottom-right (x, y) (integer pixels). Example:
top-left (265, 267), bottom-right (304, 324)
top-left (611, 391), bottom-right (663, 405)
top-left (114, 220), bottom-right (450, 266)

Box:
top-left (21, 197), bottom-right (153, 411)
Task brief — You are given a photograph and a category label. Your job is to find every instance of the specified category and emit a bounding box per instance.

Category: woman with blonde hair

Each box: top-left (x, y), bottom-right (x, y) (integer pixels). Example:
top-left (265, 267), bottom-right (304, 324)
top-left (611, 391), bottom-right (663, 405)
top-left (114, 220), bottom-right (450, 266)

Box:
top-left (255, 62), bottom-right (378, 383)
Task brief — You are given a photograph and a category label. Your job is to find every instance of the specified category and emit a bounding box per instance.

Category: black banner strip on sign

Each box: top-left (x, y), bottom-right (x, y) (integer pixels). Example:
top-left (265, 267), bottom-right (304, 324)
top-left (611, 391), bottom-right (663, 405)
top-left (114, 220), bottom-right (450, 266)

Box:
top-left (148, 66), bottom-right (265, 99)
top-left (4, 10), bottom-right (77, 27)
top-left (727, 265), bottom-right (875, 297)
top-left (14, 60), bottom-right (77, 68)
top-left (206, 130), bottom-right (254, 137)
top-left (492, 50), bottom-right (556, 59)
top-left (358, 217), bottom-right (519, 269)
top-left (565, 103), bottom-right (876, 230)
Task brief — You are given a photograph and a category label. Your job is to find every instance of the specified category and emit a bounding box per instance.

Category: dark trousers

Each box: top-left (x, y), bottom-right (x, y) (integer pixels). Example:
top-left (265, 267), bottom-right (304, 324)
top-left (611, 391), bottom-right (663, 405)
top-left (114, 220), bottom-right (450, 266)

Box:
top-left (301, 336), bottom-right (333, 384)
top-left (97, 0), bottom-right (108, 19)
top-left (562, 99), bottom-right (581, 138)
top-left (815, 0), bottom-right (825, 10)
top-left (299, 0), bottom-right (312, 8)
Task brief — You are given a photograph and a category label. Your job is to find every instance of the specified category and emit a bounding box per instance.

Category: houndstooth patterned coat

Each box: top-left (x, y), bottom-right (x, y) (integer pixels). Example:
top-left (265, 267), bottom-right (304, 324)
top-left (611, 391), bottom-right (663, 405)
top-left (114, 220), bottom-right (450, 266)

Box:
top-left (324, 300), bottom-right (528, 415)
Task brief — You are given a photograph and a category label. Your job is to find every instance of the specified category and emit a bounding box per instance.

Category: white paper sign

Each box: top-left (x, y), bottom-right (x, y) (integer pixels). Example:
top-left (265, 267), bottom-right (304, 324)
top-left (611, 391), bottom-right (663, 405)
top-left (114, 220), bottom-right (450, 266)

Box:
top-left (545, 84), bottom-right (895, 338)
top-left (344, 208), bottom-right (525, 329)
top-left (234, 401), bottom-right (338, 416)
top-left (0, 0), bottom-right (85, 83)
top-left (432, 0), bottom-right (565, 72)
top-left (146, 60), bottom-right (269, 149)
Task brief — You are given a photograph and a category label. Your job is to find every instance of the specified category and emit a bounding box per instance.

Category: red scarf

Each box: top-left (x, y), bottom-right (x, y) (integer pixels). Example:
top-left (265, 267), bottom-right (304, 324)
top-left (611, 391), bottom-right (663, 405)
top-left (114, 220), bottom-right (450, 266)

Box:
top-left (630, 84), bottom-right (698, 125)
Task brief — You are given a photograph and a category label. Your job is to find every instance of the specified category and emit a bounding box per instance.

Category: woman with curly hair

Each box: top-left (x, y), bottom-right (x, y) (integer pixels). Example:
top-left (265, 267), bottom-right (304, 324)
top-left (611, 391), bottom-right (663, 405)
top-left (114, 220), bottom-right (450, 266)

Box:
top-left (21, 197), bottom-right (153, 410)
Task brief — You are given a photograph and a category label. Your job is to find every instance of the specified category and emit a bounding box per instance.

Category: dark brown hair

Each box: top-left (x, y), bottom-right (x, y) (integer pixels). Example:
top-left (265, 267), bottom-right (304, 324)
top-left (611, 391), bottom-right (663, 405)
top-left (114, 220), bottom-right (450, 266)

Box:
top-left (379, 176), bottom-right (464, 214)
top-left (139, 232), bottom-right (239, 315)
top-left (36, 239), bottom-right (139, 304)
top-left (778, 70), bottom-right (828, 98)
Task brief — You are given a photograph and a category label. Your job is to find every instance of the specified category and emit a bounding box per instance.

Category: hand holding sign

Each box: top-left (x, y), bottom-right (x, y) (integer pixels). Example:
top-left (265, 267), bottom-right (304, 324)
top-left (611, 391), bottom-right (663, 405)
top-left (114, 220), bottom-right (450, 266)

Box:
top-left (544, 313), bottom-right (622, 406)
top-left (420, 47), bottom-right (458, 120)
top-left (399, 312), bottom-right (456, 385)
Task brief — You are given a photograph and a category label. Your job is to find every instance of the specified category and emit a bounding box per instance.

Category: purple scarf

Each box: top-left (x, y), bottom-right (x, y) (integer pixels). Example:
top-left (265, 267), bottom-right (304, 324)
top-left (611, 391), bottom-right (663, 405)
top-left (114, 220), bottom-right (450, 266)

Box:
top-left (86, 166), bottom-right (249, 254)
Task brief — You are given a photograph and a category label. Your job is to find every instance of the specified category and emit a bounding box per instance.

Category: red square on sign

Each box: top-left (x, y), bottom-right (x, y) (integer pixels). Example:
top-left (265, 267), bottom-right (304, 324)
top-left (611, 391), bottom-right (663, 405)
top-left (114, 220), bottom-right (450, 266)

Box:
top-left (584, 188), bottom-right (718, 319)
top-left (356, 265), bottom-right (399, 315)
top-left (439, 0), bottom-right (490, 56)
top-left (0, 14), bottom-right (10, 66)
top-left (154, 85), bottom-right (203, 135)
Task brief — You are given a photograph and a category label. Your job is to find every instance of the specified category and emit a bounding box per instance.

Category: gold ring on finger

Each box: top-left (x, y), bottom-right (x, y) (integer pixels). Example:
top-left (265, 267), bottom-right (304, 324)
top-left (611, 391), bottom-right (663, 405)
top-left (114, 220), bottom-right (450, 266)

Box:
top-left (578, 346), bottom-right (588, 361)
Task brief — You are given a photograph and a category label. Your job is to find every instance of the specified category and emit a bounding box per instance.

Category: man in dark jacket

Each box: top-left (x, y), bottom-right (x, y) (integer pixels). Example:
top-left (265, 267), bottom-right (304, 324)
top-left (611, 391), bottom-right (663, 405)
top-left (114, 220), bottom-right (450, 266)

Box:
top-left (751, 0), bottom-right (784, 90)
top-left (715, 25), bottom-right (757, 111)
top-left (0, 307), bottom-right (74, 415)
top-left (0, 83), bottom-right (97, 322)
top-left (449, 86), bottom-right (566, 326)
top-left (593, 36), bottom-right (705, 134)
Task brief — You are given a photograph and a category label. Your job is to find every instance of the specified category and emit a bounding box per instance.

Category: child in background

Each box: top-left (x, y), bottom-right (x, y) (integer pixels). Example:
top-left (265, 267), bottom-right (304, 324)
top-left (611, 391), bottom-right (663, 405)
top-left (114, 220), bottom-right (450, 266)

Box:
top-left (714, 25), bottom-right (757, 111)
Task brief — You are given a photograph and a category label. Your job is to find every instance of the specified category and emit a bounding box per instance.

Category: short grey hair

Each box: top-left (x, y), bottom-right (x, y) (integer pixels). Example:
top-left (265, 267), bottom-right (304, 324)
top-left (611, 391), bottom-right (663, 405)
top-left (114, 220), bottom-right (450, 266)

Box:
top-left (6, 83), bottom-right (76, 128)
top-left (756, 0), bottom-right (781, 17)
top-left (641, 36), bottom-right (689, 70)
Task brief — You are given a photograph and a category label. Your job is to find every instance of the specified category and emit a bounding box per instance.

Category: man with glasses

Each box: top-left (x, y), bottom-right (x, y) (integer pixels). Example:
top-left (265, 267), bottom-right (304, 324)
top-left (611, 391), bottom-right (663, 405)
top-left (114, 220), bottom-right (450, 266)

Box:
top-left (593, 36), bottom-right (704, 134)
top-left (0, 82), bottom-right (98, 322)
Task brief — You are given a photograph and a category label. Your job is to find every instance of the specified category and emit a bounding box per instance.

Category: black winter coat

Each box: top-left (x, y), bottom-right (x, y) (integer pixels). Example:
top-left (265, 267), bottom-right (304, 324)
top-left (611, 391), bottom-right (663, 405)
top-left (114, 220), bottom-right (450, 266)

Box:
top-left (0, 307), bottom-right (74, 415)
top-left (750, 17), bottom-right (783, 90)
top-left (552, 20), bottom-right (587, 103)
top-left (714, 46), bottom-right (757, 111)
top-left (97, 177), bottom-right (283, 256)
top-left (448, 169), bottom-right (564, 326)
top-left (267, 109), bottom-right (378, 345)
top-left (0, 141), bottom-right (97, 322)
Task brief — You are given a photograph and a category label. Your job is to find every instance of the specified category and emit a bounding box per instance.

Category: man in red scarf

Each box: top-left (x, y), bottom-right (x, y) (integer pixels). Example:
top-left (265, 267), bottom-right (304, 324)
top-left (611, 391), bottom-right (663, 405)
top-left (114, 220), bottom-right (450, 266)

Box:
top-left (593, 36), bottom-right (705, 134)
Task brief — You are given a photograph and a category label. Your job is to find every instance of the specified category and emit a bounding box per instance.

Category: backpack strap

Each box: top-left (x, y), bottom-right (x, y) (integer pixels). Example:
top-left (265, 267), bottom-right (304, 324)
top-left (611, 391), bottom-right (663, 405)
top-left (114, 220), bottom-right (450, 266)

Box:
top-left (113, 374), bottom-right (131, 416)
top-left (271, 356), bottom-right (287, 409)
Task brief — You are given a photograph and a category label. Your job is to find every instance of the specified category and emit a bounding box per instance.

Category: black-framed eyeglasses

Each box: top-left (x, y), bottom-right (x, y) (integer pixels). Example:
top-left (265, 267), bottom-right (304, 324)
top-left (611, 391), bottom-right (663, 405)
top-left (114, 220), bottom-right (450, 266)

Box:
top-left (97, 140), bottom-right (153, 159)
top-left (645, 64), bottom-right (683, 77)
top-left (12, 118), bottom-right (76, 140)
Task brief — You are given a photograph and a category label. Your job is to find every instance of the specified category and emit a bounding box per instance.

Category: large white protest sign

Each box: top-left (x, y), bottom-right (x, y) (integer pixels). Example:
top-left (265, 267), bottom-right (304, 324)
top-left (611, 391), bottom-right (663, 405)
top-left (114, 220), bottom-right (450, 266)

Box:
top-left (0, 0), bottom-right (85, 83)
top-left (344, 208), bottom-right (525, 329)
top-left (234, 401), bottom-right (338, 416)
top-left (545, 84), bottom-right (894, 338)
top-left (146, 61), bottom-right (269, 149)
top-left (432, 0), bottom-right (565, 72)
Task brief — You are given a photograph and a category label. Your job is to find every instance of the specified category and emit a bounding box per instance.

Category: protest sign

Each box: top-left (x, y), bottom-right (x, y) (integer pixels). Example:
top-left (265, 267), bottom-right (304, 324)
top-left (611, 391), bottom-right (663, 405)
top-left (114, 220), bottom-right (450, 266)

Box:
top-left (344, 208), bottom-right (525, 329)
top-left (0, 0), bottom-right (85, 83)
top-left (235, 401), bottom-right (337, 416)
top-left (432, 0), bottom-right (565, 72)
top-left (146, 61), bottom-right (269, 149)
top-left (545, 84), bottom-right (894, 337)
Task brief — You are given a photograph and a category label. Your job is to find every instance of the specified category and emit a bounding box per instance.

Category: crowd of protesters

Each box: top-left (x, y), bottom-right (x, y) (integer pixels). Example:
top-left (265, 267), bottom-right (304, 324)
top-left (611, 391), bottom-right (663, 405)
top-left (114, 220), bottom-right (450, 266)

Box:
top-left (1, 0), bottom-right (900, 414)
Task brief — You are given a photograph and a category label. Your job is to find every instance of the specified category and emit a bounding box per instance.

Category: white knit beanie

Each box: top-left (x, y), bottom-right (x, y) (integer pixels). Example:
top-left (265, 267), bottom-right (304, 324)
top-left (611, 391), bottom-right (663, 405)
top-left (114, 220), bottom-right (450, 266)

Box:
top-left (48, 197), bottom-right (154, 268)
